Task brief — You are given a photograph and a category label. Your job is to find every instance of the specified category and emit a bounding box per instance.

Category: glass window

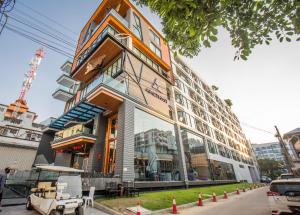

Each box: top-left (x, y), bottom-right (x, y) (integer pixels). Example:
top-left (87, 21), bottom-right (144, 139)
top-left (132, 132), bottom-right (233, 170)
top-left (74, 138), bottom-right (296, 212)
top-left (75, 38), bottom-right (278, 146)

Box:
top-left (134, 109), bottom-right (180, 181)
top-left (207, 140), bottom-right (217, 154)
top-left (209, 160), bottom-right (236, 180)
top-left (182, 130), bottom-right (211, 181)
top-left (150, 42), bottom-right (162, 58)
top-left (150, 29), bottom-right (160, 45)
top-left (133, 13), bottom-right (143, 40)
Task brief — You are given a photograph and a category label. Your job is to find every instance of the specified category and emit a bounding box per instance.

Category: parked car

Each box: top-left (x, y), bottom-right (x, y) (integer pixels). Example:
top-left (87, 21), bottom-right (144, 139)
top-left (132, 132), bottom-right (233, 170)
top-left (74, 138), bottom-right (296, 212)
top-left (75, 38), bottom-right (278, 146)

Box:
top-left (267, 178), bottom-right (300, 215)
top-left (278, 173), bottom-right (296, 180)
top-left (26, 165), bottom-right (84, 215)
top-left (261, 175), bottom-right (272, 183)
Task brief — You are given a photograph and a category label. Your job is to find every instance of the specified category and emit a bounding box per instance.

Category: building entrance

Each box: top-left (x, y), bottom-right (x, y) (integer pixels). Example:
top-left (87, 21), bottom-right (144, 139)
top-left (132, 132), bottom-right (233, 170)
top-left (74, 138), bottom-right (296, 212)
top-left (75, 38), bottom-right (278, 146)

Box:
top-left (104, 115), bottom-right (118, 175)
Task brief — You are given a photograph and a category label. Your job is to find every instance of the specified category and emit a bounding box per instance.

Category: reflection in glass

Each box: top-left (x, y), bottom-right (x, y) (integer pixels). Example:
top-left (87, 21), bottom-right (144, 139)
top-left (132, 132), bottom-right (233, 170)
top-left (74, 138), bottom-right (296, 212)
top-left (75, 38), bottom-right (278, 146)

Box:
top-left (134, 109), bottom-right (180, 181)
top-left (209, 160), bottom-right (236, 180)
top-left (181, 130), bottom-right (211, 181)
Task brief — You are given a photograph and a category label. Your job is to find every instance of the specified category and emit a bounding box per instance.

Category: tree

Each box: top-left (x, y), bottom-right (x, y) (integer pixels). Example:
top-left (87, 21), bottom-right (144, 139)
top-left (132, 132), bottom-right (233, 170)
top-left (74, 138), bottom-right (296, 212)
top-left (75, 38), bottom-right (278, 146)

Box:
top-left (211, 85), bottom-right (219, 91)
top-left (257, 158), bottom-right (285, 179)
top-left (134, 0), bottom-right (300, 60)
top-left (224, 99), bottom-right (233, 107)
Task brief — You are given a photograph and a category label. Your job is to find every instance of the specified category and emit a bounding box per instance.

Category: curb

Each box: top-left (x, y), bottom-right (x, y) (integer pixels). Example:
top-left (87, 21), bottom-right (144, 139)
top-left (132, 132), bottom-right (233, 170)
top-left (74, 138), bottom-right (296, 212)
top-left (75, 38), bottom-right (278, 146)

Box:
top-left (94, 201), bottom-right (124, 215)
top-left (94, 185), bottom-right (267, 215)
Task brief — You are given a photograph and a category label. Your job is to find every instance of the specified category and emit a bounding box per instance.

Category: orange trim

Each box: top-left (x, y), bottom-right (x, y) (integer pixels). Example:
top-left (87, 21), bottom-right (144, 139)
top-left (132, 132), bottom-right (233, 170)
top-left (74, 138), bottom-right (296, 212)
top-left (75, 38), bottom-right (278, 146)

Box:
top-left (52, 137), bottom-right (96, 149)
top-left (72, 16), bottom-right (171, 74)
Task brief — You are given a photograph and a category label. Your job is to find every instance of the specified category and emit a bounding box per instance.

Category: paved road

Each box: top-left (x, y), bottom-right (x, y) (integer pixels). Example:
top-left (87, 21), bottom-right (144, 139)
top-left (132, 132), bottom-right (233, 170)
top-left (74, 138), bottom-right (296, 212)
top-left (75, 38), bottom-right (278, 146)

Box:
top-left (179, 187), bottom-right (271, 215)
top-left (0, 205), bottom-right (108, 215)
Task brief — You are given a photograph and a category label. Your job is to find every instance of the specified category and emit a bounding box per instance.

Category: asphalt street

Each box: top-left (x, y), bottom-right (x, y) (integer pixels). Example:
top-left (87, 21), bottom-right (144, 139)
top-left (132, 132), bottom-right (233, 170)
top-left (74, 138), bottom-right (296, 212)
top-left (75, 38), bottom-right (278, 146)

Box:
top-left (178, 187), bottom-right (271, 215)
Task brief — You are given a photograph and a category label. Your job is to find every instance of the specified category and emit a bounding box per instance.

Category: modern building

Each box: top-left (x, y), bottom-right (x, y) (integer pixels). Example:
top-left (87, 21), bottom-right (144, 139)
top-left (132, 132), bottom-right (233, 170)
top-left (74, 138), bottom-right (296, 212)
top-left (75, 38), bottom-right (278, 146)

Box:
top-left (0, 102), bottom-right (44, 170)
top-left (36, 0), bottom-right (259, 187)
top-left (252, 142), bottom-right (285, 162)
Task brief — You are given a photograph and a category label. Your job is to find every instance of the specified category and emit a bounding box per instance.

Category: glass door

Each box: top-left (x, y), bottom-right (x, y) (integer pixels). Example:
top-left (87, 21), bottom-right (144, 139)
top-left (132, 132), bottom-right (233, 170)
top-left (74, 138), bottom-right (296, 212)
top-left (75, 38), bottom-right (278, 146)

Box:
top-left (104, 115), bottom-right (118, 174)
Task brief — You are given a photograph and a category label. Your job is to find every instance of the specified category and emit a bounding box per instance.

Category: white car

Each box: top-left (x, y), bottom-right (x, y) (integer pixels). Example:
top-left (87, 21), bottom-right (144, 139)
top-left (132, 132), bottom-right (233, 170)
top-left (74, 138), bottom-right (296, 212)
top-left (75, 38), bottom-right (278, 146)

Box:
top-left (268, 178), bottom-right (300, 215)
top-left (26, 165), bottom-right (84, 215)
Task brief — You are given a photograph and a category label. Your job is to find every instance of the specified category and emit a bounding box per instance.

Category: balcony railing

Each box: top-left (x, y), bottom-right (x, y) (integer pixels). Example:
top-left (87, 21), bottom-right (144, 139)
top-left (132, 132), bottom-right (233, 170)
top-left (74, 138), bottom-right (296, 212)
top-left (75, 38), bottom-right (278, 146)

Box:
top-left (55, 85), bottom-right (75, 94)
top-left (76, 9), bottom-right (129, 68)
top-left (53, 124), bottom-right (93, 142)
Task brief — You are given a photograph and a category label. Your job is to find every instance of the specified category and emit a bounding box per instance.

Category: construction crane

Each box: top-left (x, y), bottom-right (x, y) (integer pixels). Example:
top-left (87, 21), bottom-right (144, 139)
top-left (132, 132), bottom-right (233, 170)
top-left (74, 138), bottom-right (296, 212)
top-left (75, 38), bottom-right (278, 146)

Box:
top-left (5, 48), bottom-right (45, 118)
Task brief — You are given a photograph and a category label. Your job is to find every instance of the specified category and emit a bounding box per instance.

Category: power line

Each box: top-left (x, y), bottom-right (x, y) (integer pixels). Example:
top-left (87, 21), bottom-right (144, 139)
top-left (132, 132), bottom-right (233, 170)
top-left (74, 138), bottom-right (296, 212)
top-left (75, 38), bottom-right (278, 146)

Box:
top-left (13, 7), bottom-right (77, 43)
top-left (17, 1), bottom-right (78, 36)
top-left (2, 24), bottom-right (74, 58)
top-left (0, 0), bottom-right (15, 35)
top-left (240, 121), bottom-right (275, 135)
top-left (6, 22), bottom-right (76, 53)
top-left (8, 15), bottom-right (77, 49)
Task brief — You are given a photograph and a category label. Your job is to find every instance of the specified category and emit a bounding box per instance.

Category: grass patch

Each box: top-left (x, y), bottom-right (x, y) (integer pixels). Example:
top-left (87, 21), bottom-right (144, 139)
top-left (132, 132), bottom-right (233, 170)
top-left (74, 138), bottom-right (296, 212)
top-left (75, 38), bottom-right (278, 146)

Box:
top-left (96, 183), bottom-right (254, 212)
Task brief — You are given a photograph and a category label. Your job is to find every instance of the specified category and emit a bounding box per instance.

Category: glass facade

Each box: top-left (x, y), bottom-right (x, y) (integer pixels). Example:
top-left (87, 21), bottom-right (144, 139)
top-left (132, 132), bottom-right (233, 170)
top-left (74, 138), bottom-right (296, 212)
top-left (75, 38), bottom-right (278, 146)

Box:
top-left (209, 160), bottom-right (236, 180)
top-left (134, 108), bottom-right (180, 181)
top-left (181, 130), bottom-right (211, 180)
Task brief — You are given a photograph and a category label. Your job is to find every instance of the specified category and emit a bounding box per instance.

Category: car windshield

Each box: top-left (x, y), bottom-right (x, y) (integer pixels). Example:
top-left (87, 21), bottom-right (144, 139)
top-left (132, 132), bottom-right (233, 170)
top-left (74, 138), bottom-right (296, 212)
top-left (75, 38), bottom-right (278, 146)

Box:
top-left (57, 175), bottom-right (82, 198)
top-left (270, 182), bottom-right (300, 195)
top-left (281, 175), bottom-right (294, 179)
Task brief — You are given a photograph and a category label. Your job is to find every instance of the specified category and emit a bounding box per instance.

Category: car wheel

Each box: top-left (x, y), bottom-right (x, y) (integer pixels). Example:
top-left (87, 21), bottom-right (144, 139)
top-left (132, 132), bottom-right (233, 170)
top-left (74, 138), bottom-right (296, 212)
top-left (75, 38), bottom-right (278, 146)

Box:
top-left (26, 197), bottom-right (33, 210)
top-left (50, 210), bottom-right (63, 215)
top-left (75, 206), bottom-right (84, 215)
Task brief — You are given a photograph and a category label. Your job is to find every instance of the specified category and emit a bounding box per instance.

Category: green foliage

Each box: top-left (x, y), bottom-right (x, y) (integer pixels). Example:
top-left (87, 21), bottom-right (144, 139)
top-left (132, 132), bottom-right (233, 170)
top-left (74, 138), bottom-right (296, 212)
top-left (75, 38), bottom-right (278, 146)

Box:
top-left (224, 99), bottom-right (233, 107)
top-left (212, 85), bottom-right (219, 91)
top-left (97, 183), bottom-right (251, 211)
top-left (134, 0), bottom-right (300, 60)
top-left (257, 158), bottom-right (285, 179)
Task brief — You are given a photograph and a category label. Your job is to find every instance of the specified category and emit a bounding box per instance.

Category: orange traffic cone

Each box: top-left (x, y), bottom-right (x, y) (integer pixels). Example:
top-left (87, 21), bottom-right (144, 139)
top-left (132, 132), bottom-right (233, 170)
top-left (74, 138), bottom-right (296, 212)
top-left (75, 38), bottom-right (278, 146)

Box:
top-left (136, 201), bottom-right (141, 215)
top-left (212, 193), bottom-right (217, 202)
top-left (224, 191), bottom-right (228, 199)
top-left (172, 197), bottom-right (178, 214)
top-left (198, 193), bottom-right (203, 206)
top-left (236, 188), bottom-right (240, 195)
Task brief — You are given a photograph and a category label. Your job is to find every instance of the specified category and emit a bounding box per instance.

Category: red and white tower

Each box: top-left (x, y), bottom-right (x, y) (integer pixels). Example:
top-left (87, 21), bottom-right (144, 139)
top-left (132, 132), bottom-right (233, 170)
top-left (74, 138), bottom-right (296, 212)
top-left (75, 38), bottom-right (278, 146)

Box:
top-left (5, 48), bottom-right (45, 118)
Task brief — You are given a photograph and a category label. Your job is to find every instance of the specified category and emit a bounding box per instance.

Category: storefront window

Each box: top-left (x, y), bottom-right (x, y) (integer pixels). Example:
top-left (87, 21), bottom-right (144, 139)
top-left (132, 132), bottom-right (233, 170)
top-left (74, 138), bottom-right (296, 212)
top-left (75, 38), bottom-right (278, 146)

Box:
top-left (209, 160), bottom-right (236, 180)
top-left (134, 108), bottom-right (180, 181)
top-left (181, 130), bottom-right (211, 181)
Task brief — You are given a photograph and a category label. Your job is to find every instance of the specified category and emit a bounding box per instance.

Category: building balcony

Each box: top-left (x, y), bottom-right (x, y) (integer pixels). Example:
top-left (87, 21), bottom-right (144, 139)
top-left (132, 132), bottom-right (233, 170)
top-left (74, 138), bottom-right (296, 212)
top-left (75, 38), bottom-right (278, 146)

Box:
top-left (51, 124), bottom-right (96, 150)
top-left (73, 25), bottom-right (127, 83)
top-left (52, 85), bottom-right (75, 102)
top-left (56, 73), bottom-right (78, 88)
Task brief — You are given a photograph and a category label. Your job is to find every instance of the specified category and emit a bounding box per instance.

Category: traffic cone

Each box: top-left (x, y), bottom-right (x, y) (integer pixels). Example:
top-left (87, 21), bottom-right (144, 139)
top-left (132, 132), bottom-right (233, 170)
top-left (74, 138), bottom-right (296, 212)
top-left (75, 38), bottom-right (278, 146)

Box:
top-left (198, 193), bottom-right (203, 206)
top-left (136, 201), bottom-right (141, 215)
top-left (172, 197), bottom-right (178, 214)
top-left (212, 193), bottom-right (217, 202)
top-left (224, 191), bottom-right (228, 199)
top-left (236, 188), bottom-right (240, 195)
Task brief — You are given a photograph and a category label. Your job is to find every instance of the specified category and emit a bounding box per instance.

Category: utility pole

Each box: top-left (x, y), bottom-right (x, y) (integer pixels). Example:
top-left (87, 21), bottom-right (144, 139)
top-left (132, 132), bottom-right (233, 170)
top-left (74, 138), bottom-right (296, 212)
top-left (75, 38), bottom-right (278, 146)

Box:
top-left (275, 126), bottom-right (293, 173)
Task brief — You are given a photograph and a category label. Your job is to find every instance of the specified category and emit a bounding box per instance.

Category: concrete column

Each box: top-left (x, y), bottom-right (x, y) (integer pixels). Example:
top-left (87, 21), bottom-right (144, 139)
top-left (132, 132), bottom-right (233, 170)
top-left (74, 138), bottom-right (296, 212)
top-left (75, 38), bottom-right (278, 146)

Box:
top-left (174, 124), bottom-right (188, 186)
top-left (115, 100), bottom-right (135, 182)
top-left (87, 114), bottom-right (107, 172)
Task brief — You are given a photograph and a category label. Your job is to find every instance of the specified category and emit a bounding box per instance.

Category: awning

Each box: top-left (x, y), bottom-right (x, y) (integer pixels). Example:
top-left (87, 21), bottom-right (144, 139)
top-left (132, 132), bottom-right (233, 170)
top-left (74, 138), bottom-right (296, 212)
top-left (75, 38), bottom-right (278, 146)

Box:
top-left (49, 101), bottom-right (104, 129)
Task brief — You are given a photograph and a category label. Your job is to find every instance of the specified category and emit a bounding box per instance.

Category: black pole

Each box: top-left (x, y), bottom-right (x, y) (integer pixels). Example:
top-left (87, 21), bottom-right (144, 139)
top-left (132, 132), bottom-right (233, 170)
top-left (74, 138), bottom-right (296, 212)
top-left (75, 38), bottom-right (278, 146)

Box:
top-left (274, 126), bottom-right (293, 173)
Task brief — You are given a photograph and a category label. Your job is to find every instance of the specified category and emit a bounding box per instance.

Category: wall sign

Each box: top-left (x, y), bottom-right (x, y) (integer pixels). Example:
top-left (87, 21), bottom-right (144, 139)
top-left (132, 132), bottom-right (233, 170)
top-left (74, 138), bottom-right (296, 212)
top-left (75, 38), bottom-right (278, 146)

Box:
top-left (145, 78), bottom-right (167, 103)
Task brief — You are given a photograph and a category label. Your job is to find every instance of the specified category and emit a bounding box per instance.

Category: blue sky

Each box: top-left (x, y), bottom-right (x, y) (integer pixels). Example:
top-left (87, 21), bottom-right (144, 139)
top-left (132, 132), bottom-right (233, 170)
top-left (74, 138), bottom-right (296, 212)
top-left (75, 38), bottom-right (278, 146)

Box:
top-left (0, 0), bottom-right (299, 143)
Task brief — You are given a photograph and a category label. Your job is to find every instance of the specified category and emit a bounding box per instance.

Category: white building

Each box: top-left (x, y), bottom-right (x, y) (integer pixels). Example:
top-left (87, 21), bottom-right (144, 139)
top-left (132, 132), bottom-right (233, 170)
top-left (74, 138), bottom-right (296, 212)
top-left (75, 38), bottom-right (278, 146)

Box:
top-left (170, 55), bottom-right (260, 183)
top-left (0, 103), bottom-right (45, 170)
